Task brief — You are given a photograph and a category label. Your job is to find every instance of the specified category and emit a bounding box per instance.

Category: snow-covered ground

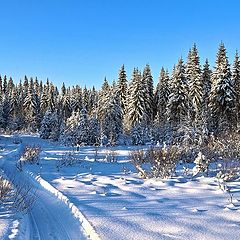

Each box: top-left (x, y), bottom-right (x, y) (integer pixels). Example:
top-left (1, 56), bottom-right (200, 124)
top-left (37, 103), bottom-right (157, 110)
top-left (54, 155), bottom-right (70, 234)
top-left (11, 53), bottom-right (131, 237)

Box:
top-left (1, 135), bottom-right (240, 239)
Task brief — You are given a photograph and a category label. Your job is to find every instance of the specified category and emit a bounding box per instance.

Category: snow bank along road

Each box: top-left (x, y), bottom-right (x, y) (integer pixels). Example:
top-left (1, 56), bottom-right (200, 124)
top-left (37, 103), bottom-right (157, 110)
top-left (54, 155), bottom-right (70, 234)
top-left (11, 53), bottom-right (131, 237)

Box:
top-left (0, 136), bottom-right (89, 240)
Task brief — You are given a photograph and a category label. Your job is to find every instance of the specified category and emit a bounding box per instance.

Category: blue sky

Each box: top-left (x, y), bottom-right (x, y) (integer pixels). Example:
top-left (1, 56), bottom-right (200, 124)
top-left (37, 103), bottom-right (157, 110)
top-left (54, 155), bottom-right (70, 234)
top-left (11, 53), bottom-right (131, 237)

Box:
top-left (0, 0), bottom-right (239, 88)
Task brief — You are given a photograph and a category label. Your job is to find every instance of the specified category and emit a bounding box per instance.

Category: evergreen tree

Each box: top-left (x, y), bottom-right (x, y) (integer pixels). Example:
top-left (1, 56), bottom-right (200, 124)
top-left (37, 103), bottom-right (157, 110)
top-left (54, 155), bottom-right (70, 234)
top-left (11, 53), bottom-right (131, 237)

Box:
top-left (127, 68), bottom-right (145, 128)
top-left (155, 68), bottom-right (171, 126)
top-left (40, 110), bottom-right (60, 141)
top-left (101, 92), bottom-right (123, 145)
top-left (40, 85), bottom-right (49, 115)
top-left (75, 108), bottom-right (89, 145)
top-left (61, 82), bottom-right (66, 96)
top-left (2, 94), bottom-right (11, 129)
top-left (202, 59), bottom-right (212, 103)
top-left (9, 87), bottom-right (19, 130)
top-left (3, 75), bottom-right (7, 94)
top-left (48, 85), bottom-right (56, 111)
top-left (88, 114), bottom-right (100, 144)
top-left (60, 110), bottom-right (80, 145)
top-left (88, 86), bottom-right (98, 115)
top-left (7, 77), bottom-right (14, 93)
top-left (142, 64), bottom-right (154, 123)
top-left (70, 85), bottom-right (83, 112)
top-left (24, 80), bottom-right (40, 131)
top-left (209, 43), bottom-right (236, 131)
top-left (0, 101), bottom-right (4, 129)
top-left (82, 86), bottom-right (89, 110)
top-left (186, 44), bottom-right (203, 124)
top-left (233, 51), bottom-right (240, 128)
top-left (62, 93), bottom-right (71, 121)
top-left (23, 76), bottom-right (29, 97)
top-left (116, 65), bottom-right (128, 113)
top-left (167, 58), bottom-right (189, 128)
top-left (34, 77), bottom-right (39, 94)
top-left (0, 75), bottom-right (2, 95)
top-left (98, 78), bottom-right (111, 122)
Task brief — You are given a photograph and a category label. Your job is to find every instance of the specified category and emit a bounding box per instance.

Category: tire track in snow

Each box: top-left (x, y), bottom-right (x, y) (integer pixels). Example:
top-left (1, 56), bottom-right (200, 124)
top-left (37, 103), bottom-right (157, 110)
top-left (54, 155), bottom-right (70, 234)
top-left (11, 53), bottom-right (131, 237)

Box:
top-left (29, 212), bottom-right (41, 240)
top-left (0, 140), bottom-right (88, 240)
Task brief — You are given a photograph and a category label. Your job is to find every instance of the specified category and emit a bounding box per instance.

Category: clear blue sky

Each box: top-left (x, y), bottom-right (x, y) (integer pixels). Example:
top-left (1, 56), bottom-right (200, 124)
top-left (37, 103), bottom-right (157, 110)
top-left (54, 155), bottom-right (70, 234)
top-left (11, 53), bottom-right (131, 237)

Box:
top-left (0, 0), bottom-right (239, 88)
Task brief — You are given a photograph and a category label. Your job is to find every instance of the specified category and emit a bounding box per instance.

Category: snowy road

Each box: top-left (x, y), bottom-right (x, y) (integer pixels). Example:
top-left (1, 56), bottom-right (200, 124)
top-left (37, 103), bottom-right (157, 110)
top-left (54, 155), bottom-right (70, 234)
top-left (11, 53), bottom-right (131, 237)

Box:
top-left (28, 186), bottom-right (87, 240)
top-left (0, 137), bottom-right (88, 240)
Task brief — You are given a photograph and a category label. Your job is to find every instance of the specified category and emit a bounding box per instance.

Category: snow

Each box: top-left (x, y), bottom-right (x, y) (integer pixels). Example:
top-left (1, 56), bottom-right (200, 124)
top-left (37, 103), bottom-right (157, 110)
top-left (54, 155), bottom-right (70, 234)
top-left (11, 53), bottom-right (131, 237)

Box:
top-left (1, 135), bottom-right (240, 239)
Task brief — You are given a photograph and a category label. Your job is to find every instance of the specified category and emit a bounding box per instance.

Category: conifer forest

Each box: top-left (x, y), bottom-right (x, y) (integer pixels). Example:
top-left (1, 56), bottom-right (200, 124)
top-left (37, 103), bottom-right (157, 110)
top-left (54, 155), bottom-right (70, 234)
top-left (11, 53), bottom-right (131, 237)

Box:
top-left (0, 43), bottom-right (239, 147)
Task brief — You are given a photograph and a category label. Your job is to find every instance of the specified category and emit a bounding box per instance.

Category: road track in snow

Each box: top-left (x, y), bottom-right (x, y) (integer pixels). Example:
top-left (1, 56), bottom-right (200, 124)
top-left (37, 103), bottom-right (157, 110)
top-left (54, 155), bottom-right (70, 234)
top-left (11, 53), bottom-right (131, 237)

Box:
top-left (0, 139), bottom-right (88, 240)
top-left (28, 187), bottom-right (86, 240)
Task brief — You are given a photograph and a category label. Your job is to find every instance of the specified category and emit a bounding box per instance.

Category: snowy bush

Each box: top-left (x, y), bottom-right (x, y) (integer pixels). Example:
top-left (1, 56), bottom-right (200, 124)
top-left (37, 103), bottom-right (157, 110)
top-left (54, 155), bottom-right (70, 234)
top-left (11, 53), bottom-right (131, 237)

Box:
top-left (148, 144), bottom-right (180, 178)
top-left (0, 174), bottom-right (36, 213)
top-left (131, 144), bottom-right (181, 179)
top-left (17, 145), bottom-right (41, 170)
top-left (197, 132), bottom-right (240, 188)
top-left (203, 132), bottom-right (240, 162)
top-left (216, 160), bottom-right (240, 182)
top-left (192, 152), bottom-right (209, 176)
top-left (130, 149), bottom-right (148, 178)
top-left (0, 175), bottom-right (12, 201)
top-left (215, 161), bottom-right (240, 205)
top-left (105, 149), bottom-right (117, 163)
top-left (56, 151), bottom-right (80, 169)
top-left (12, 181), bottom-right (36, 213)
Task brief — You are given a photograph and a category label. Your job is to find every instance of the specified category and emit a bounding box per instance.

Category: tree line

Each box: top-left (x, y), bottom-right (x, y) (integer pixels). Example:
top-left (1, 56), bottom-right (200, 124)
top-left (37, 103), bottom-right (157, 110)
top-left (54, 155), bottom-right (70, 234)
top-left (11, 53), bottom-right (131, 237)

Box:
top-left (0, 43), bottom-right (239, 146)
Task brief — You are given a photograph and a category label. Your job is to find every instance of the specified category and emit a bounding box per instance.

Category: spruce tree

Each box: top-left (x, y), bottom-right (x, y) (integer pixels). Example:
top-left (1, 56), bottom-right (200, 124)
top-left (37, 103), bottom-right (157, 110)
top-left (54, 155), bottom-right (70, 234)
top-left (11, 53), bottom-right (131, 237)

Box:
top-left (61, 82), bottom-right (66, 96)
top-left (40, 109), bottom-right (60, 141)
top-left (116, 65), bottom-right (128, 113)
top-left (3, 76), bottom-right (7, 94)
top-left (88, 114), bottom-right (100, 145)
top-left (233, 51), bottom-right (240, 128)
top-left (202, 59), bottom-right (212, 103)
top-left (75, 108), bottom-right (89, 145)
top-left (62, 93), bottom-right (71, 121)
top-left (127, 68), bottom-right (145, 128)
top-left (155, 67), bottom-right (170, 126)
top-left (2, 94), bottom-right (11, 129)
top-left (71, 85), bottom-right (83, 112)
top-left (142, 64), bottom-right (154, 124)
top-left (167, 58), bottom-right (189, 128)
top-left (7, 77), bottom-right (14, 93)
top-left (88, 86), bottom-right (98, 115)
top-left (24, 80), bottom-right (40, 132)
top-left (209, 43), bottom-right (236, 132)
top-left (186, 44), bottom-right (203, 124)
top-left (61, 110), bottom-right (81, 146)
top-left (98, 78), bottom-right (111, 122)
top-left (0, 75), bottom-right (2, 95)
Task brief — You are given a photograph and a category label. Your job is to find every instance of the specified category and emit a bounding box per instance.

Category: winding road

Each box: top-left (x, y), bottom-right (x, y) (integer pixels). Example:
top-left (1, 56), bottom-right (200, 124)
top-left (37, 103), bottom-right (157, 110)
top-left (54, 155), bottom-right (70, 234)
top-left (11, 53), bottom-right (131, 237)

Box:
top-left (0, 136), bottom-right (88, 240)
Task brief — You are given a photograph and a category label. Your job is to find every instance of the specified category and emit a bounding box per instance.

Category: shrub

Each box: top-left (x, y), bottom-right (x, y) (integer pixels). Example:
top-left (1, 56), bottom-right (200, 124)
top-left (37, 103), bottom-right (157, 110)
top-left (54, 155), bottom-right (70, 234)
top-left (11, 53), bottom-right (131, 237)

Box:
top-left (16, 145), bottom-right (41, 170)
top-left (0, 174), bottom-right (36, 213)
top-left (11, 181), bottom-right (36, 213)
top-left (130, 149), bottom-right (148, 178)
top-left (131, 144), bottom-right (181, 179)
top-left (56, 151), bottom-right (80, 169)
top-left (105, 149), bottom-right (117, 163)
top-left (148, 145), bottom-right (180, 178)
top-left (0, 176), bottom-right (12, 200)
top-left (192, 152), bottom-right (210, 176)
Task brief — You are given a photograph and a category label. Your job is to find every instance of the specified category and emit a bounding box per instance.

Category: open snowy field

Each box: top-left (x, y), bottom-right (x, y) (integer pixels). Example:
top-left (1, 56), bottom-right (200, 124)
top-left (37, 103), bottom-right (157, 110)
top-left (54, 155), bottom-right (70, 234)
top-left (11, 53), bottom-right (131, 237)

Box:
top-left (0, 135), bottom-right (240, 240)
